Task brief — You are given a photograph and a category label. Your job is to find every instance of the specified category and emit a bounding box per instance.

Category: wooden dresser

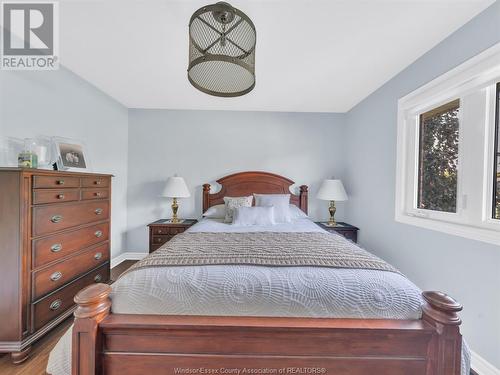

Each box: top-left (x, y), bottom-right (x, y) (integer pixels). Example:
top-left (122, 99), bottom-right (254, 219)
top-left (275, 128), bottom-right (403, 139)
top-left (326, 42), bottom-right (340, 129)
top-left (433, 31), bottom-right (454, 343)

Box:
top-left (0, 168), bottom-right (112, 363)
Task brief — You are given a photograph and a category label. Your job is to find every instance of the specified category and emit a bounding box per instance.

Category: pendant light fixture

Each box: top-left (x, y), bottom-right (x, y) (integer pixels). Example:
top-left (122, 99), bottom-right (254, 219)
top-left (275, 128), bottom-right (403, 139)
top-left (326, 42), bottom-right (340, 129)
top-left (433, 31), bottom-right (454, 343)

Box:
top-left (188, 2), bottom-right (256, 97)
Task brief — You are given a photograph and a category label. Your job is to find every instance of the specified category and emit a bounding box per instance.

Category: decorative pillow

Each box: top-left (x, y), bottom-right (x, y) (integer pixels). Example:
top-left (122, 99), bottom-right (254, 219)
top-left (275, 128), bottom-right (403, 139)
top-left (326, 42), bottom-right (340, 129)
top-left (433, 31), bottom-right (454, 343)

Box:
top-left (202, 204), bottom-right (226, 219)
top-left (254, 194), bottom-right (291, 223)
top-left (289, 204), bottom-right (308, 219)
top-left (223, 196), bottom-right (253, 223)
top-left (232, 206), bottom-right (276, 226)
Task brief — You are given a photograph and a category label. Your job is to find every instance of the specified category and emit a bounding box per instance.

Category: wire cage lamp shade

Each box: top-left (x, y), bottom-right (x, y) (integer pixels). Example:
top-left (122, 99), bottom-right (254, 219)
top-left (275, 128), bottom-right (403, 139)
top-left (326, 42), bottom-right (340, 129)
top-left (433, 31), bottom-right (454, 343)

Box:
top-left (188, 2), bottom-right (256, 97)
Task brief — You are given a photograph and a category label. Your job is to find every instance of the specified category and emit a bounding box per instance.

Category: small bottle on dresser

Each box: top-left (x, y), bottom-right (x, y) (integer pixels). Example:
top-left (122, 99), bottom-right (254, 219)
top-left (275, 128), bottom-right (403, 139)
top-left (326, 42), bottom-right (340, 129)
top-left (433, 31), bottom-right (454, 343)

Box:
top-left (18, 138), bottom-right (38, 168)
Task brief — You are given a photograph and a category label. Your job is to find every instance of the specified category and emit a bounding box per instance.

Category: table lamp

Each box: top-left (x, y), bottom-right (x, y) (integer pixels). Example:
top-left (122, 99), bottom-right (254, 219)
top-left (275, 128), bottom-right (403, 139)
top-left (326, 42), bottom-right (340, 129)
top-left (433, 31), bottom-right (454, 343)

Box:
top-left (317, 179), bottom-right (348, 226)
top-left (162, 176), bottom-right (190, 223)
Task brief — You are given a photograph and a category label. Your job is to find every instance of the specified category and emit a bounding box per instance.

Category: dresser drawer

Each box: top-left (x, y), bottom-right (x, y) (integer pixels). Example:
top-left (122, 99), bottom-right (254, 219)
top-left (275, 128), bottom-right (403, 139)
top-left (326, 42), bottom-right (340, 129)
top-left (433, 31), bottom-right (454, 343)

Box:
top-left (152, 226), bottom-right (185, 235)
top-left (33, 189), bottom-right (80, 205)
top-left (32, 263), bottom-right (109, 331)
top-left (32, 222), bottom-right (110, 268)
top-left (81, 176), bottom-right (110, 188)
top-left (150, 244), bottom-right (164, 252)
top-left (33, 175), bottom-right (80, 189)
top-left (32, 242), bottom-right (109, 300)
top-left (33, 201), bottom-right (110, 236)
top-left (335, 229), bottom-right (357, 242)
top-left (81, 188), bottom-right (109, 200)
top-left (151, 235), bottom-right (174, 246)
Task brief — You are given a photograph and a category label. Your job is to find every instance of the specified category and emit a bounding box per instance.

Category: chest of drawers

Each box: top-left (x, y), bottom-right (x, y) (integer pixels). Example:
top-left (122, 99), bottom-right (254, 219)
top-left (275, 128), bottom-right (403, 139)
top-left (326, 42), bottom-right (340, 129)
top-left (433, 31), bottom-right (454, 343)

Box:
top-left (0, 169), bottom-right (112, 363)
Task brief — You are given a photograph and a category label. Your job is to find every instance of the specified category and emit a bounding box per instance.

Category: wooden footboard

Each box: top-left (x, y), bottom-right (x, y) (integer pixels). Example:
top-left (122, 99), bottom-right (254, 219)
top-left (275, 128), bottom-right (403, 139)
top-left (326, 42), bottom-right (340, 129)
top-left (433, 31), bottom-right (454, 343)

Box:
top-left (71, 284), bottom-right (463, 375)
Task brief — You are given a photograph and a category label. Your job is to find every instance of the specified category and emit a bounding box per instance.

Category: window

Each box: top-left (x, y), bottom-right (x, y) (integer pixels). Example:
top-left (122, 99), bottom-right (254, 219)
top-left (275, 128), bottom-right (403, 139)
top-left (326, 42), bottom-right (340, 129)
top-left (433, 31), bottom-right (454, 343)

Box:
top-left (395, 42), bottom-right (500, 246)
top-left (493, 83), bottom-right (500, 220)
top-left (417, 100), bottom-right (460, 213)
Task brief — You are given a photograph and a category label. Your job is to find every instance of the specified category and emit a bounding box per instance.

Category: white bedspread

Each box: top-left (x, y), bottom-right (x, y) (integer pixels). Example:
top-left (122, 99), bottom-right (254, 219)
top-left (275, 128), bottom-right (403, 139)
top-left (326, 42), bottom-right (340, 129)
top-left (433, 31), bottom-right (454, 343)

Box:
top-left (47, 218), bottom-right (470, 375)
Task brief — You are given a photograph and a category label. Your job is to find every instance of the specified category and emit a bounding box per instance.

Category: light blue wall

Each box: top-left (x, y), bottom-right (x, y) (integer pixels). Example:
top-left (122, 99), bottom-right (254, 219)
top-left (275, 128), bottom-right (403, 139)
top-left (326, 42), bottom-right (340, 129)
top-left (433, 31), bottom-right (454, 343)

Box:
top-left (344, 1), bottom-right (500, 366)
top-left (0, 67), bottom-right (129, 257)
top-left (126, 109), bottom-right (347, 252)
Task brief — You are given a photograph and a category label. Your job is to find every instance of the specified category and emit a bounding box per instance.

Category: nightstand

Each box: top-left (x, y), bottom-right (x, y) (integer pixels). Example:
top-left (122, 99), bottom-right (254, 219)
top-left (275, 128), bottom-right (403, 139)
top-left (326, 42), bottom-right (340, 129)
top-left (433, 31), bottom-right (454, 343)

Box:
top-left (148, 219), bottom-right (197, 253)
top-left (315, 221), bottom-right (359, 243)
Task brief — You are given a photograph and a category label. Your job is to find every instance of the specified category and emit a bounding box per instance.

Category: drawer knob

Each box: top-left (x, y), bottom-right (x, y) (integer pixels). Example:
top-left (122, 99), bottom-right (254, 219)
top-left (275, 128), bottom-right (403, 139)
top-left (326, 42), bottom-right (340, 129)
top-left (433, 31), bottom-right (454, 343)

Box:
top-left (50, 271), bottom-right (63, 282)
top-left (49, 299), bottom-right (62, 311)
top-left (95, 180), bottom-right (102, 185)
top-left (95, 230), bottom-right (103, 238)
top-left (94, 252), bottom-right (103, 260)
top-left (57, 194), bottom-right (65, 200)
top-left (50, 215), bottom-right (63, 223)
top-left (50, 243), bottom-right (62, 252)
top-left (95, 192), bottom-right (102, 197)
top-left (95, 208), bottom-right (103, 215)
top-left (158, 229), bottom-right (162, 234)
top-left (94, 274), bottom-right (102, 282)
top-left (56, 180), bottom-right (65, 185)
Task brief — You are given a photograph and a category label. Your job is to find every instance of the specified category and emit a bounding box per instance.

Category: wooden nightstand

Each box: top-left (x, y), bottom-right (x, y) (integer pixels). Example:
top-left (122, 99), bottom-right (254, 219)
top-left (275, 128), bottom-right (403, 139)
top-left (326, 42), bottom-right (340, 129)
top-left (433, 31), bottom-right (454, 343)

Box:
top-left (315, 221), bottom-right (359, 243)
top-left (148, 219), bottom-right (197, 253)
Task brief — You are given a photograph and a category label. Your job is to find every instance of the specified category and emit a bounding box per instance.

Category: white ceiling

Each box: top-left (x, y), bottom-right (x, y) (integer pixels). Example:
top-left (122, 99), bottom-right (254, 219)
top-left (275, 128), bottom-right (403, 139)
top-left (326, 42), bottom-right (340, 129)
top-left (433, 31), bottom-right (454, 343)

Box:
top-left (56, 0), bottom-right (493, 112)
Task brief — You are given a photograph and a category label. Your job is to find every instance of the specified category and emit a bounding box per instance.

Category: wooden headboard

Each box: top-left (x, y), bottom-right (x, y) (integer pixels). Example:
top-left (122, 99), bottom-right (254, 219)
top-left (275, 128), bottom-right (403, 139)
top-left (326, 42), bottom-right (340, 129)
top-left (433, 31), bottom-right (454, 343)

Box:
top-left (202, 171), bottom-right (308, 214)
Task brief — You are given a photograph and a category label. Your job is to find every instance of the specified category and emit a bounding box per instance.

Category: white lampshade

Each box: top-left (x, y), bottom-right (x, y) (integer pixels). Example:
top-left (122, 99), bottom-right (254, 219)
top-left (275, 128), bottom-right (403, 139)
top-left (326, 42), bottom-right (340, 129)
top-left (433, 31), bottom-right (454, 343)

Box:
top-left (162, 176), bottom-right (191, 198)
top-left (316, 179), bottom-right (348, 201)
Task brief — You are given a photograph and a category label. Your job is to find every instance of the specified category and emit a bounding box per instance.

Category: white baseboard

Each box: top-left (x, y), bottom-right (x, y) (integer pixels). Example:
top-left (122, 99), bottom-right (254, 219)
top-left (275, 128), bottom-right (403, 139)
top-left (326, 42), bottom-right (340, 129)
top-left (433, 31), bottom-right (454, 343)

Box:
top-left (110, 252), bottom-right (500, 375)
top-left (111, 251), bottom-right (147, 268)
top-left (472, 350), bottom-right (500, 375)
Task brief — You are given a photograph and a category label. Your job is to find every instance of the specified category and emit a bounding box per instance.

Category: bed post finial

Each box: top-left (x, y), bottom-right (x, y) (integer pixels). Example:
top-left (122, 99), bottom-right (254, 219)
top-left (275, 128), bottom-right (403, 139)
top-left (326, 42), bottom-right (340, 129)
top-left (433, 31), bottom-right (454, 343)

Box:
top-left (299, 185), bottom-right (308, 214)
top-left (74, 283), bottom-right (112, 320)
top-left (72, 284), bottom-right (112, 375)
top-left (203, 183), bottom-right (211, 213)
top-left (422, 291), bottom-right (462, 326)
top-left (422, 291), bottom-right (463, 375)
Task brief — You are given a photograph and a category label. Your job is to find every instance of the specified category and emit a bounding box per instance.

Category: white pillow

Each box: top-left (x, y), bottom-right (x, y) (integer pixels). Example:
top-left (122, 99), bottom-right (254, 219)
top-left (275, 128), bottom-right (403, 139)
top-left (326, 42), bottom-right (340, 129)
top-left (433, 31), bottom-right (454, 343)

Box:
top-left (289, 204), bottom-right (308, 219)
top-left (254, 194), bottom-right (291, 223)
top-left (232, 206), bottom-right (276, 226)
top-left (202, 204), bottom-right (226, 219)
top-left (223, 196), bottom-right (253, 223)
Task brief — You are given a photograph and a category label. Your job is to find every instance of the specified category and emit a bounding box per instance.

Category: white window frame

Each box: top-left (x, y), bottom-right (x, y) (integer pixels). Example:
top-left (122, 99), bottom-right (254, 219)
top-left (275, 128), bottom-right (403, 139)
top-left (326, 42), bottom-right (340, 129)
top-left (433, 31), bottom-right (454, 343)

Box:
top-left (395, 42), bottom-right (500, 246)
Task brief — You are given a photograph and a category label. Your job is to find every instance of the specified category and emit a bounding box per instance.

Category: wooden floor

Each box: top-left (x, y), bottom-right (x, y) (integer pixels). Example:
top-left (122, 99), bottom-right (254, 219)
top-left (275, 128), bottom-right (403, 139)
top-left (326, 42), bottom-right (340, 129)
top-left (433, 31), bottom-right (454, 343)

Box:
top-left (0, 260), bottom-right (137, 375)
top-left (110, 260), bottom-right (137, 282)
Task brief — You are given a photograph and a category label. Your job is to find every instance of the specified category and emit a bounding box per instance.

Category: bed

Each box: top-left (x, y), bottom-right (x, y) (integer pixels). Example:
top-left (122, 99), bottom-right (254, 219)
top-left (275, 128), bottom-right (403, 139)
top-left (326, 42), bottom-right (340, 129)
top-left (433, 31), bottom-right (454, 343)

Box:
top-left (47, 171), bottom-right (467, 375)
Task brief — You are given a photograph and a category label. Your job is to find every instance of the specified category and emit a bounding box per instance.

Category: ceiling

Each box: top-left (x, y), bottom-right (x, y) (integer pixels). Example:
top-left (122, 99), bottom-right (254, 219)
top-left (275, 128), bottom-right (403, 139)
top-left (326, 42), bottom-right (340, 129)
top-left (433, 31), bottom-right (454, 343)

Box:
top-left (54, 0), bottom-right (495, 112)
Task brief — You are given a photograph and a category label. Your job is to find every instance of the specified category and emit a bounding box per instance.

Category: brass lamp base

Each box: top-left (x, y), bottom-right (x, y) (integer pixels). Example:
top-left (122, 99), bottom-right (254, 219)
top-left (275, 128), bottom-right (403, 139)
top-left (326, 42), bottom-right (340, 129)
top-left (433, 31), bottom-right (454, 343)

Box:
top-left (171, 197), bottom-right (180, 224)
top-left (327, 200), bottom-right (336, 226)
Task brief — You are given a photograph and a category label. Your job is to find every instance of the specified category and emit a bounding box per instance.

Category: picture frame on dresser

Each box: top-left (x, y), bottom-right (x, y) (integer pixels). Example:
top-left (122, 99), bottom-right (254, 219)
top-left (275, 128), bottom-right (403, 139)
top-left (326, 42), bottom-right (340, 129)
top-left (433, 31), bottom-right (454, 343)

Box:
top-left (0, 168), bottom-right (112, 363)
top-left (52, 137), bottom-right (91, 172)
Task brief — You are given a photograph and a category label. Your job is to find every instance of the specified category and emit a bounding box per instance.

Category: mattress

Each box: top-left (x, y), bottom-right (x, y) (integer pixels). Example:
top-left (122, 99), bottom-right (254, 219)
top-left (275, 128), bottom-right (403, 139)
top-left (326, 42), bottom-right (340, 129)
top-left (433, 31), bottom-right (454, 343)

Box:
top-left (47, 218), bottom-right (470, 375)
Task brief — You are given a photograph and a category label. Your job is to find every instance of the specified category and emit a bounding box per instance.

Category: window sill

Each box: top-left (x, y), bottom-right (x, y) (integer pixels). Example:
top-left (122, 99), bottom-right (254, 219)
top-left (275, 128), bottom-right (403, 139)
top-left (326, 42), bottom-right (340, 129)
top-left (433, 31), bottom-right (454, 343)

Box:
top-left (395, 212), bottom-right (500, 246)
